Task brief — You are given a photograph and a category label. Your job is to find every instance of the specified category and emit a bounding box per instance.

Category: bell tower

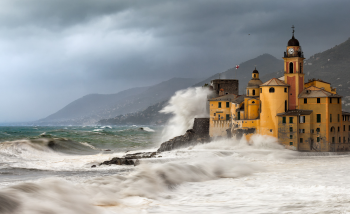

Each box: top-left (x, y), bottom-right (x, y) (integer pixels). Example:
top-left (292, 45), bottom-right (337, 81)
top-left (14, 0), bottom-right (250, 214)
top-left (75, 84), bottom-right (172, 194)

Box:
top-left (283, 25), bottom-right (305, 110)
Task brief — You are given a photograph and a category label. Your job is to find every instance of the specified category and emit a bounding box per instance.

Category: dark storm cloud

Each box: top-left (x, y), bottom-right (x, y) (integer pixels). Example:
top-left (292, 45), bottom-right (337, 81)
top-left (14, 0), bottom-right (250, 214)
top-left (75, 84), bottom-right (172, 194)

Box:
top-left (1, 0), bottom-right (350, 122)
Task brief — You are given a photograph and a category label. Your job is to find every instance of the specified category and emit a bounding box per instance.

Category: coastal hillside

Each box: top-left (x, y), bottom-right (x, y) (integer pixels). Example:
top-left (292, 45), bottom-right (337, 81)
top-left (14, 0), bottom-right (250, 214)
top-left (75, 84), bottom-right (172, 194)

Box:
top-left (98, 54), bottom-right (284, 125)
top-left (37, 78), bottom-right (201, 125)
top-left (261, 37), bottom-right (350, 112)
top-left (99, 101), bottom-right (170, 125)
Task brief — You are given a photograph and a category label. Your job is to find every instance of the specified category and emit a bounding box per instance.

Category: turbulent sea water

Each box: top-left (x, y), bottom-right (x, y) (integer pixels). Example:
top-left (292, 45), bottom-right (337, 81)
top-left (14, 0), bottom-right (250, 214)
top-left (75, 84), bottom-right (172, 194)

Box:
top-left (2, 87), bottom-right (350, 213)
top-left (1, 126), bottom-right (350, 213)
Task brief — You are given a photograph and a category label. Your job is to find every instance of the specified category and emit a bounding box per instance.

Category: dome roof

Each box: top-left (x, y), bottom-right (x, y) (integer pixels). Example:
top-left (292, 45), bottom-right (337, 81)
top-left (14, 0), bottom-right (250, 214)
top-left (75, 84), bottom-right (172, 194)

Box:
top-left (252, 68), bottom-right (259, 74)
top-left (288, 35), bottom-right (299, 46)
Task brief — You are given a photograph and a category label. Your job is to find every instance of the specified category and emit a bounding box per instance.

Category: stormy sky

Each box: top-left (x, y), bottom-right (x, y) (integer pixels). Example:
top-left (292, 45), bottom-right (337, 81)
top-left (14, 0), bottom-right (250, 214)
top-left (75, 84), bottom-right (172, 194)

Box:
top-left (1, 0), bottom-right (350, 123)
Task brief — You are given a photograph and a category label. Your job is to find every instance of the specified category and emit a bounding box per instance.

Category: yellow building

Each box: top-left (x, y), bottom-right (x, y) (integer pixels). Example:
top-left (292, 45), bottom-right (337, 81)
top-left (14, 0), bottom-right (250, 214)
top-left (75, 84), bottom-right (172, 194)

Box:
top-left (208, 28), bottom-right (350, 152)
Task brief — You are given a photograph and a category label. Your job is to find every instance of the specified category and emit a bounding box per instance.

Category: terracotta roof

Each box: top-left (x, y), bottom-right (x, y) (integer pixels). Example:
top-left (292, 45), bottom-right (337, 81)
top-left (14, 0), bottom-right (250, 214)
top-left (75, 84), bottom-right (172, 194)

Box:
top-left (305, 78), bottom-right (330, 85)
top-left (299, 86), bottom-right (342, 98)
top-left (260, 78), bottom-right (289, 86)
top-left (277, 110), bottom-right (313, 116)
top-left (208, 94), bottom-right (237, 101)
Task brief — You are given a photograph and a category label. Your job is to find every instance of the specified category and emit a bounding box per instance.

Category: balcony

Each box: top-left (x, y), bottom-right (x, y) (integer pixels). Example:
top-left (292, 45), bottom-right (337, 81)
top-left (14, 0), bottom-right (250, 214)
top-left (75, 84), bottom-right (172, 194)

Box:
top-left (284, 51), bottom-right (304, 58)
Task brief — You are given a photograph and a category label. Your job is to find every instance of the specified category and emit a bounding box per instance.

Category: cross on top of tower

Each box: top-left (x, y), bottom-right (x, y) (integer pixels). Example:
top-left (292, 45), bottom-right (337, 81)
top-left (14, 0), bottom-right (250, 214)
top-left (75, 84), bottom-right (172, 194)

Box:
top-left (292, 25), bottom-right (295, 35)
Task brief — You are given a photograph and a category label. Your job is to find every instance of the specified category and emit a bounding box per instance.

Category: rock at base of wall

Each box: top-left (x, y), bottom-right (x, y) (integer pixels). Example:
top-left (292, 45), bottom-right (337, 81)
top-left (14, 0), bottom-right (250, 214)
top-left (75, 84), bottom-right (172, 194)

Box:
top-left (157, 128), bottom-right (210, 153)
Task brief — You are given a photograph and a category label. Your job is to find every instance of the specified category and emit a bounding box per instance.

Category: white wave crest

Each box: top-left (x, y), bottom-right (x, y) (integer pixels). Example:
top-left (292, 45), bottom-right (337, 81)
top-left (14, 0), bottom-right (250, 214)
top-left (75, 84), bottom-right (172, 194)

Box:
top-left (142, 127), bottom-right (155, 132)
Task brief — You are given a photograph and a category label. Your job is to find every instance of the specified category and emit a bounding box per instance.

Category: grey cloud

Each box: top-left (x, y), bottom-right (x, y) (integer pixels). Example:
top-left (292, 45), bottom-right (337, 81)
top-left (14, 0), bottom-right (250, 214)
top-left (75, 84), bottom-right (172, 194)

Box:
top-left (1, 0), bottom-right (350, 122)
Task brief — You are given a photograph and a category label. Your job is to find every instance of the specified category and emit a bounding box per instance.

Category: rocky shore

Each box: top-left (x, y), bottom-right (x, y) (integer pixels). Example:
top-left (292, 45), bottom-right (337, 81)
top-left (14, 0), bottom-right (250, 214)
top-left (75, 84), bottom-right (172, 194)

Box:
top-left (94, 118), bottom-right (211, 167)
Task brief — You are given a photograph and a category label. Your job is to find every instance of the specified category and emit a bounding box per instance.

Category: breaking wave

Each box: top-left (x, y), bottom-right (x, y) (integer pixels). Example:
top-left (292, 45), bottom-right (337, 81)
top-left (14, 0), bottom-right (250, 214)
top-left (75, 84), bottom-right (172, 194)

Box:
top-left (0, 155), bottom-right (262, 214)
top-left (160, 87), bottom-right (212, 143)
top-left (0, 138), bottom-right (98, 159)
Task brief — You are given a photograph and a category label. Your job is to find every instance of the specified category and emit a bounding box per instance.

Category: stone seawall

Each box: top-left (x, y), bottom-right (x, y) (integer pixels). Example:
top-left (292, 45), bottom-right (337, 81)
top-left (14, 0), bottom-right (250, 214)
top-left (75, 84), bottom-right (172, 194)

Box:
top-left (157, 118), bottom-right (210, 152)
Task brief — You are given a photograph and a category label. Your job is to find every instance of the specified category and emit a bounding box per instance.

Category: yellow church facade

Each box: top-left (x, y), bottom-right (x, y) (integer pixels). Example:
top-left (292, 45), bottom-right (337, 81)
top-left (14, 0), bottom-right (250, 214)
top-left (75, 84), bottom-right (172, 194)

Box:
top-left (209, 30), bottom-right (350, 152)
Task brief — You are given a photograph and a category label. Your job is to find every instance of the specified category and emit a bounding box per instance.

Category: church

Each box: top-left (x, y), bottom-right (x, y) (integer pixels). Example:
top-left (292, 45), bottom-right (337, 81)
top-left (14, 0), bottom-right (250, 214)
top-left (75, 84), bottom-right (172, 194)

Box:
top-left (208, 28), bottom-right (350, 152)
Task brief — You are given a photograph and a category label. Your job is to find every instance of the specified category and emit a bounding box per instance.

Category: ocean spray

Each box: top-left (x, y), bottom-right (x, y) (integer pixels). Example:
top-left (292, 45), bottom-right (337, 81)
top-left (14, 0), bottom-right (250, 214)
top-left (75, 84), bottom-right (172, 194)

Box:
top-left (159, 87), bottom-right (212, 143)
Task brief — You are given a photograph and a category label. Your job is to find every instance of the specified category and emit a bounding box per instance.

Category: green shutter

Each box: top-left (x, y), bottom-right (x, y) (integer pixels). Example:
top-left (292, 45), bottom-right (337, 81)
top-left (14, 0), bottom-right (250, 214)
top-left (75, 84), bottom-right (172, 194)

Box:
top-left (283, 117), bottom-right (286, 123)
top-left (218, 102), bottom-right (221, 108)
top-left (317, 114), bottom-right (321, 123)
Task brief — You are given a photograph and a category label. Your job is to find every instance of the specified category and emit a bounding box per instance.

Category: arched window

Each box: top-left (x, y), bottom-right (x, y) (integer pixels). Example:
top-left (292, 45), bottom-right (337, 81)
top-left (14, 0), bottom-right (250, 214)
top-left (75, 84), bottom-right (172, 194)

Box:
top-left (289, 62), bottom-right (294, 73)
top-left (254, 74), bottom-right (256, 78)
top-left (247, 89), bottom-right (249, 95)
top-left (252, 90), bottom-right (255, 95)
top-left (331, 127), bottom-right (335, 132)
top-left (300, 63), bottom-right (302, 73)
top-left (252, 101), bottom-right (255, 104)
top-left (269, 87), bottom-right (275, 93)
top-left (285, 100), bottom-right (287, 112)
top-left (338, 127), bottom-right (340, 132)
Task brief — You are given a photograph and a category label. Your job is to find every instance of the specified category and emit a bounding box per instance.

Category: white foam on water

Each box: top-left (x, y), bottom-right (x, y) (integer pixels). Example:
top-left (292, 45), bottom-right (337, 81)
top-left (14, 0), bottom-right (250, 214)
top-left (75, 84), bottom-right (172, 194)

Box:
top-left (142, 127), bottom-right (155, 132)
top-left (0, 139), bottom-right (126, 171)
top-left (101, 126), bottom-right (112, 129)
top-left (0, 154), bottom-right (262, 214)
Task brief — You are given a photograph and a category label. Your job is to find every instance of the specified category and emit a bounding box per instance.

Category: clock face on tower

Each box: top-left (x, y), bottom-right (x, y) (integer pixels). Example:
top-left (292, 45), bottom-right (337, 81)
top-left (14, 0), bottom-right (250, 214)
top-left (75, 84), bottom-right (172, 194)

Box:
top-left (288, 48), bottom-right (294, 54)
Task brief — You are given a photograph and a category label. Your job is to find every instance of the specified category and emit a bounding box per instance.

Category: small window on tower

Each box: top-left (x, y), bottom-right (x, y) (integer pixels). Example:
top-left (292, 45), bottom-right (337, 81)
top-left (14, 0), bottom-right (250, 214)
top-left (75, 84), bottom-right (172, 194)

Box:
top-left (269, 87), bottom-right (275, 93)
top-left (304, 98), bottom-right (307, 104)
top-left (317, 98), bottom-right (320, 103)
top-left (289, 62), bottom-right (294, 73)
top-left (284, 88), bottom-right (287, 93)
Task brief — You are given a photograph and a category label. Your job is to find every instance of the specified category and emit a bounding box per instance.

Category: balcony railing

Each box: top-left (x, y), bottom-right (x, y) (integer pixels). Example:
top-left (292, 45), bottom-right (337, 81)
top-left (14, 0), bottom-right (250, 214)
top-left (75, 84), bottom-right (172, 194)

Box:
top-left (284, 51), bottom-right (304, 58)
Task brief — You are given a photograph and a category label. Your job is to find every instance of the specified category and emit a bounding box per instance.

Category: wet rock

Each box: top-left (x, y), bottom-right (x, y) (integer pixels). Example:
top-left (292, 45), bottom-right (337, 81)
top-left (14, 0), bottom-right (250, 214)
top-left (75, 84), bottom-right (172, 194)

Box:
top-left (157, 129), bottom-right (211, 153)
top-left (124, 152), bottom-right (156, 159)
top-left (134, 159), bottom-right (140, 166)
top-left (104, 149), bottom-right (111, 152)
top-left (91, 165), bottom-right (96, 168)
top-left (99, 157), bottom-right (135, 166)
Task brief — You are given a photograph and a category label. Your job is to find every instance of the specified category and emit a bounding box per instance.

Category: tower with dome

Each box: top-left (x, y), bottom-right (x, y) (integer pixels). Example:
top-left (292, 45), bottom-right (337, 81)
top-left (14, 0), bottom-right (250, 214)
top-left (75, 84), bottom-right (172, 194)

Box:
top-left (208, 27), bottom-right (350, 152)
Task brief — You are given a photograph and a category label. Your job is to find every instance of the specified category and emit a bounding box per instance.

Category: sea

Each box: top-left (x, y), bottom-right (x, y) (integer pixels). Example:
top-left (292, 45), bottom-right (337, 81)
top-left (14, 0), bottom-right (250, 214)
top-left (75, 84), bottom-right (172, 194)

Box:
top-left (2, 87), bottom-right (350, 214)
top-left (1, 125), bottom-right (350, 214)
